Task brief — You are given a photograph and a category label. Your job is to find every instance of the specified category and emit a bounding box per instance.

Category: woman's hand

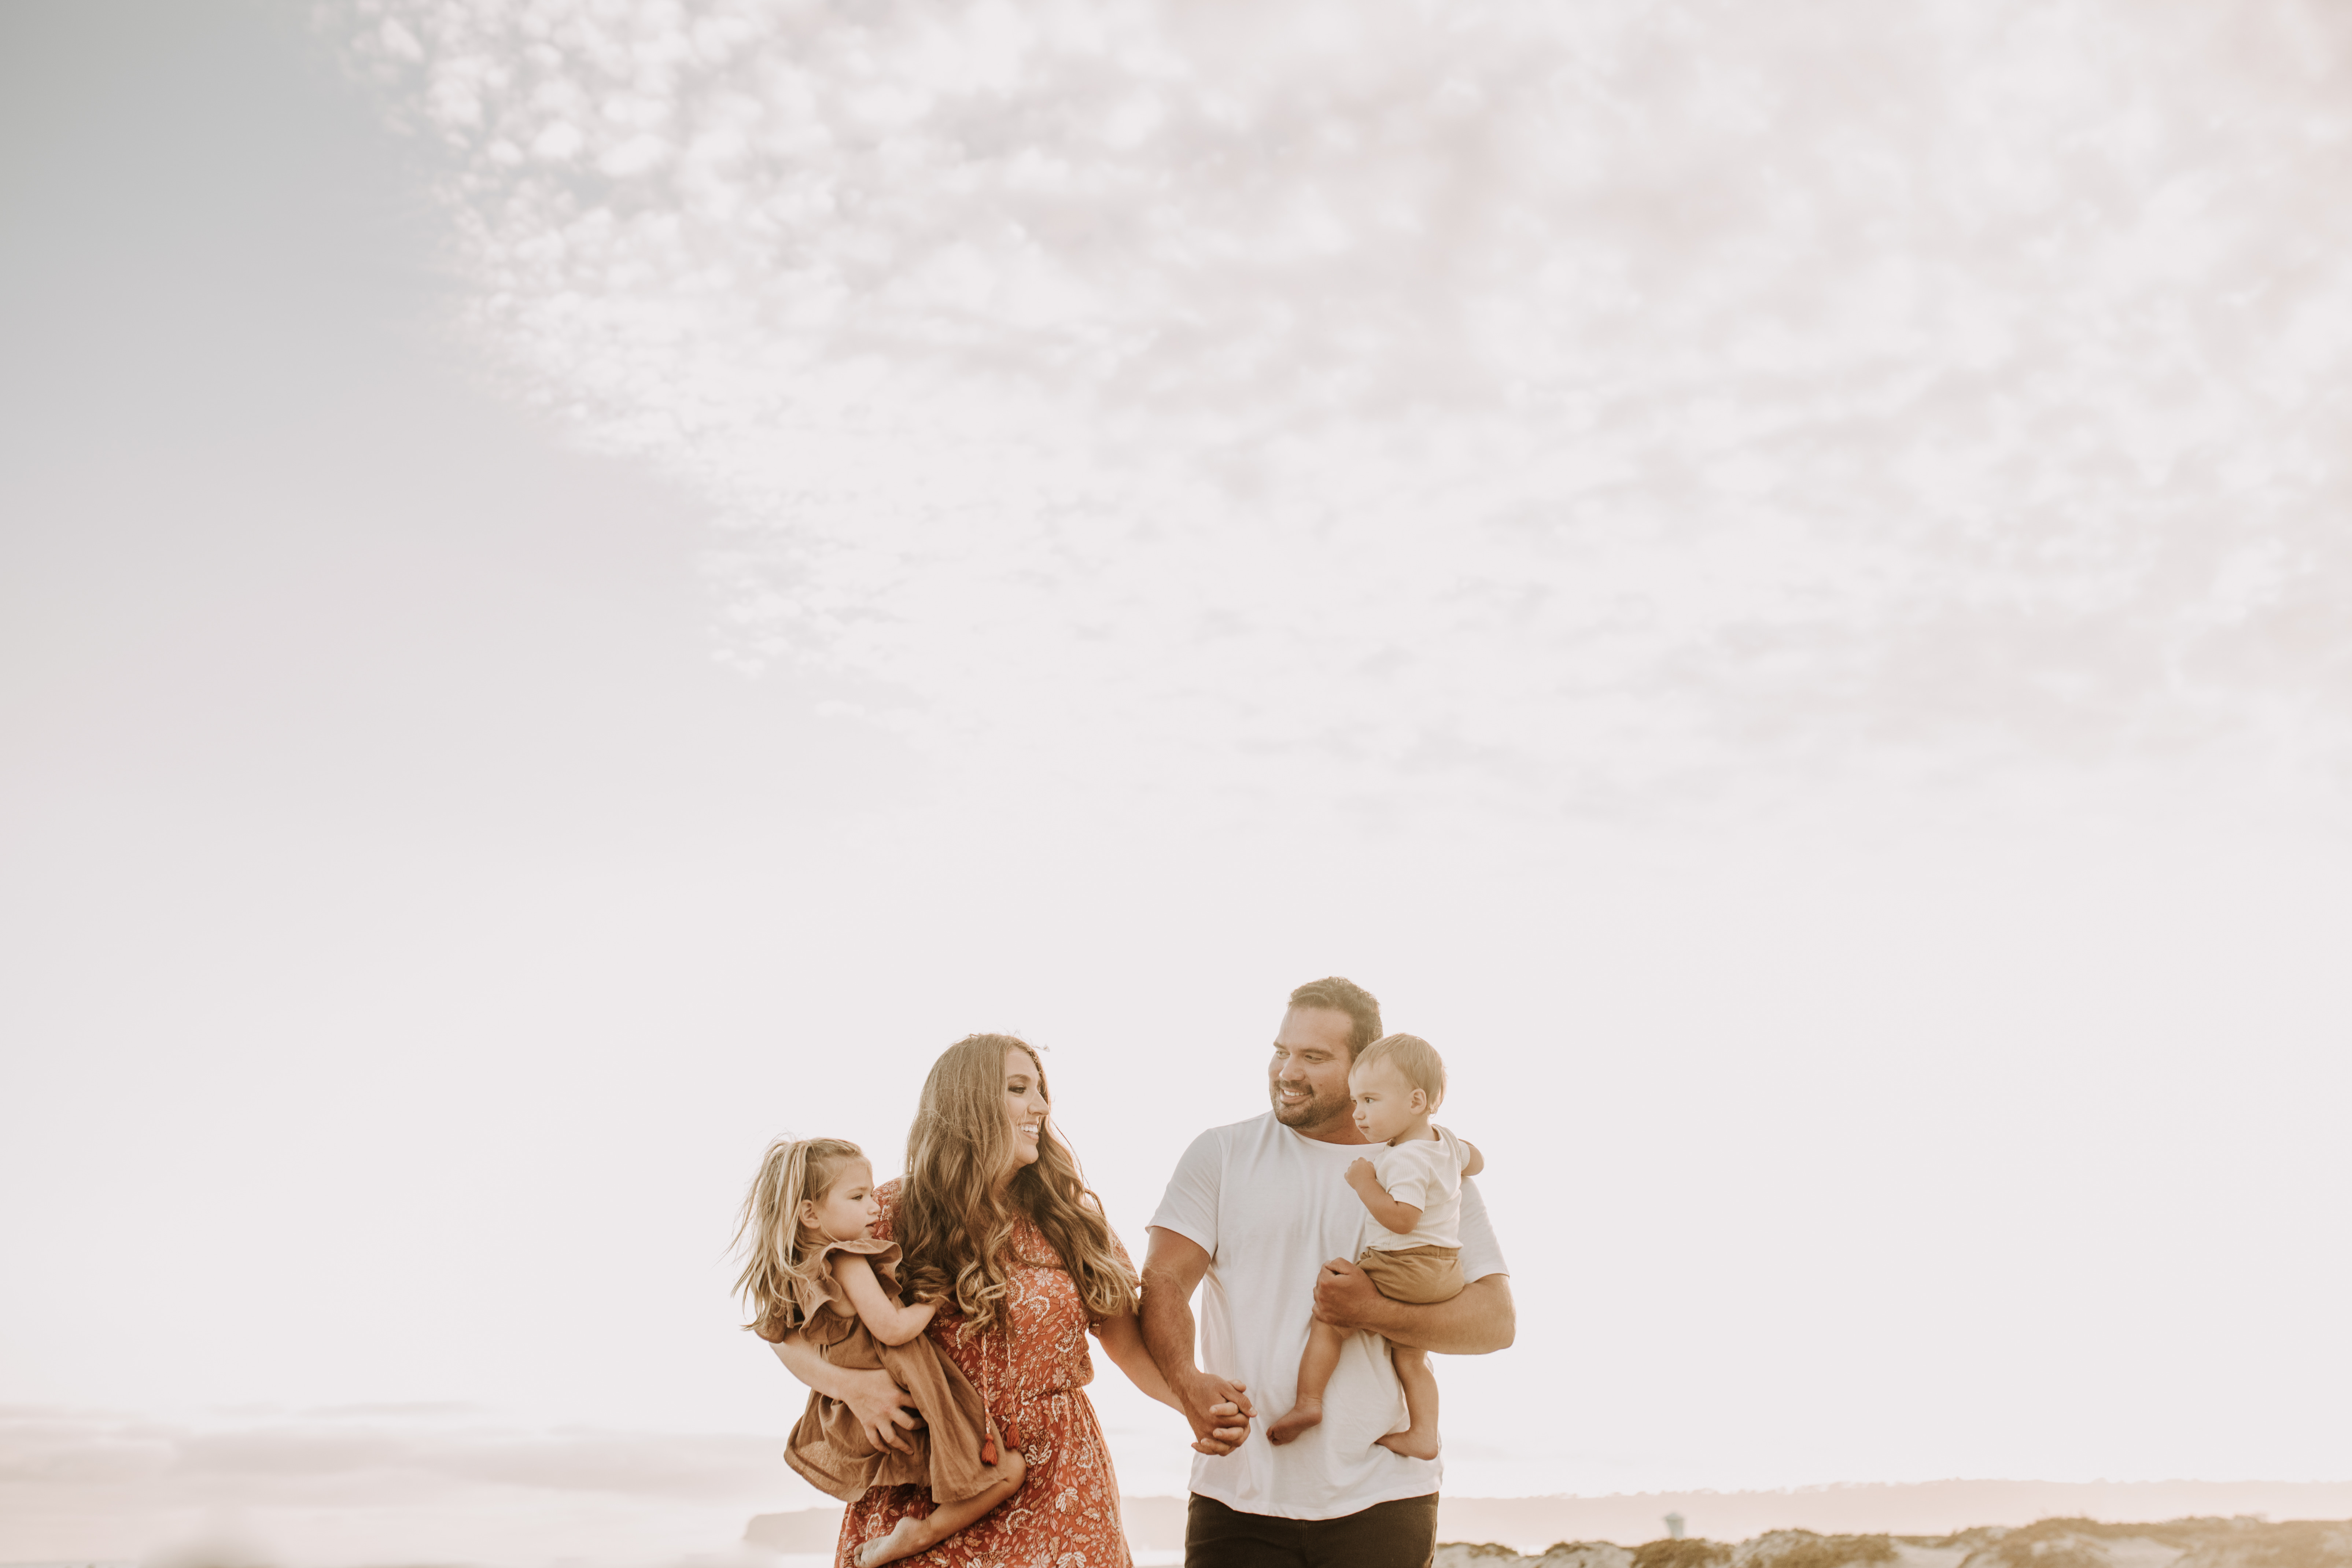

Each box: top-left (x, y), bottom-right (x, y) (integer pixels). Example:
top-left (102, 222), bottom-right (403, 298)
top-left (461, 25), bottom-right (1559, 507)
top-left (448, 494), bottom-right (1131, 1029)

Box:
top-left (770, 1335), bottom-right (922, 1453)
top-left (1093, 1308), bottom-right (1250, 1453)
top-left (838, 1366), bottom-right (924, 1454)
top-left (1172, 1368), bottom-right (1255, 1456)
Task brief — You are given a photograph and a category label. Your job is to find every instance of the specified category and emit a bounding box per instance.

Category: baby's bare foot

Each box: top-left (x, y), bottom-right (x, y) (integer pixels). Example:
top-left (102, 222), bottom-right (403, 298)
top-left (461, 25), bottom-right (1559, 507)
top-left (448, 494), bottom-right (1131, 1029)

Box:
top-left (854, 1518), bottom-right (931, 1568)
top-left (1266, 1399), bottom-right (1325, 1446)
top-left (1375, 1427), bottom-right (1441, 1461)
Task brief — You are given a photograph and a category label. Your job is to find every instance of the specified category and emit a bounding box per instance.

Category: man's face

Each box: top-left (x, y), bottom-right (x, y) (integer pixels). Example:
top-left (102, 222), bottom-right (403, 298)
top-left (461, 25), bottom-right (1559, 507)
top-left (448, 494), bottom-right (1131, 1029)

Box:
top-left (1268, 1006), bottom-right (1357, 1132)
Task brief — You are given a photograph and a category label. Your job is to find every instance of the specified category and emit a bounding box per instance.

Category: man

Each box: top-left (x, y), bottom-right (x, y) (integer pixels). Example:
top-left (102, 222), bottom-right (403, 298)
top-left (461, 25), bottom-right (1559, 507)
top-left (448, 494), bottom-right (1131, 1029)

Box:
top-left (1142, 977), bottom-right (1515, 1567)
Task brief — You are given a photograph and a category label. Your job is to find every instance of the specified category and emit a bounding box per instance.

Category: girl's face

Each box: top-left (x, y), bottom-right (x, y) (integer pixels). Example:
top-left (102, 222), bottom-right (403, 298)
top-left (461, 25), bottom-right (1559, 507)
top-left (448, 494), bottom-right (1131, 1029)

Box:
top-left (1002, 1045), bottom-right (1049, 1173)
top-left (802, 1157), bottom-right (882, 1243)
top-left (1350, 1059), bottom-right (1427, 1145)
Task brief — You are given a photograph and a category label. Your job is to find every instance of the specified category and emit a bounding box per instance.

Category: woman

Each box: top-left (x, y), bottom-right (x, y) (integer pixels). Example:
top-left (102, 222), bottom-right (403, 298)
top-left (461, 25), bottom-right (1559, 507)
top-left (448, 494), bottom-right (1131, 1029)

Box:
top-left (773, 1033), bottom-right (1231, 1567)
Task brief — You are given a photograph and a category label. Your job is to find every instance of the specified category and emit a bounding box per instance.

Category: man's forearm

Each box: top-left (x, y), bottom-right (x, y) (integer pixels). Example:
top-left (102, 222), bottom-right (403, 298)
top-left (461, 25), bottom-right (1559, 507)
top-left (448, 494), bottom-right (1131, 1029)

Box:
top-left (1138, 1276), bottom-right (1201, 1380)
top-left (1365, 1274), bottom-right (1515, 1354)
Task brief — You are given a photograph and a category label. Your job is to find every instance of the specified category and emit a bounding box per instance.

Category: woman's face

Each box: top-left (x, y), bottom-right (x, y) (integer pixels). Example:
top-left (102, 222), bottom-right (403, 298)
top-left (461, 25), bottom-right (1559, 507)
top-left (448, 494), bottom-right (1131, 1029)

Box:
top-left (1002, 1045), bottom-right (1049, 1171)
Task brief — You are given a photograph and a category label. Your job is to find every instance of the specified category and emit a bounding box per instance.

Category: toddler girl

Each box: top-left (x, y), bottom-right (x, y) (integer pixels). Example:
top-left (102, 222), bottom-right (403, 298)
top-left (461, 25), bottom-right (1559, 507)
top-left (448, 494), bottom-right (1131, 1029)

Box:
top-left (733, 1137), bottom-right (1027, 1568)
top-left (1266, 1033), bottom-right (1484, 1459)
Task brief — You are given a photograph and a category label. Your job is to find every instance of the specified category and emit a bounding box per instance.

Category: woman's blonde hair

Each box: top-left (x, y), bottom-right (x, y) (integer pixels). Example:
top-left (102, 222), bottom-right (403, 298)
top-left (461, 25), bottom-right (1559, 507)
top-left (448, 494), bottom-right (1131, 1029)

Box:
top-left (893, 1034), bottom-right (1138, 1338)
top-left (731, 1136), bottom-right (867, 1343)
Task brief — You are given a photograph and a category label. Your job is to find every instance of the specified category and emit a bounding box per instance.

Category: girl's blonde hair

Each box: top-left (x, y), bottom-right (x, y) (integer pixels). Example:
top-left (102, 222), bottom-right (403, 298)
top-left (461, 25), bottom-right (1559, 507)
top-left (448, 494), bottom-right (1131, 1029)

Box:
top-left (731, 1136), bottom-right (867, 1343)
top-left (1353, 1032), bottom-right (1446, 1109)
top-left (893, 1034), bottom-right (1138, 1338)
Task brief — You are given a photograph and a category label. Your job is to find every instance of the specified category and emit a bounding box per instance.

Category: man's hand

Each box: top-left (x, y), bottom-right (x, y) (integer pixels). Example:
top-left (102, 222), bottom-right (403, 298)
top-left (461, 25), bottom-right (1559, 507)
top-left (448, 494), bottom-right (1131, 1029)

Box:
top-left (1174, 1368), bottom-right (1255, 1456)
top-left (1311, 1255), bottom-right (1389, 1335)
top-left (1191, 1398), bottom-right (1249, 1456)
top-left (1315, 1267), bottom-right (1518, 1355)
top-left (838, 1367), bottom-right (922, 1453)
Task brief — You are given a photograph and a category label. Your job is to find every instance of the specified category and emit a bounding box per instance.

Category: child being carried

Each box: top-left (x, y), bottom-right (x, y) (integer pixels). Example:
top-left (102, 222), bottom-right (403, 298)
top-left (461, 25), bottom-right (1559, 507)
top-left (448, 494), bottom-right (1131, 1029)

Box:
top-left (1267, 1032), bottom-right (1483, 1460)
top-left (733, 1137), bottom-right (1028, 1568)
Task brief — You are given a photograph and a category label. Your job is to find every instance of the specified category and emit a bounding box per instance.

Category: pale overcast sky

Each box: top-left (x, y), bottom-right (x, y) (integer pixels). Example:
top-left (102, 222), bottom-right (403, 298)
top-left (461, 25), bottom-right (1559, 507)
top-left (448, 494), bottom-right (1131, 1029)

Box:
top-left (5, 1), bottom-right (2352, 1565)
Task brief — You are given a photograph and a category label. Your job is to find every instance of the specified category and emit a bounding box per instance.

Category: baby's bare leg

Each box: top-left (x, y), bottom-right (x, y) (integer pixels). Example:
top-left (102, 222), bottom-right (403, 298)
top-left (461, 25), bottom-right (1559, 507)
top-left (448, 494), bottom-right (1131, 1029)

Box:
top-left (1267, 1319), bottom-right (1347, 1445)
top-left (1374, 1343), bottom-right (1441, 1460)
top-left (853, 1447), bottom-right (1028, 1568)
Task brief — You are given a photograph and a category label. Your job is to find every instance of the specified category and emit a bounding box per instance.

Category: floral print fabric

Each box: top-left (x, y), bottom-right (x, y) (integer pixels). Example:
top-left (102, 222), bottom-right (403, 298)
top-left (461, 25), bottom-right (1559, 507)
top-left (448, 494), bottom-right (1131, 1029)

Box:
top-left (836, 1180), bottom-right (1133, 1568)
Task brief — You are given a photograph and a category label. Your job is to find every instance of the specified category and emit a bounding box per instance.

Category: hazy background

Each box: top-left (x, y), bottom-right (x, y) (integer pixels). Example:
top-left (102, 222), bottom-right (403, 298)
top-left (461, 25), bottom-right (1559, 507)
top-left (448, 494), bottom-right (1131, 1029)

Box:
top-left (5, 0), bottom-right (2352, 1564)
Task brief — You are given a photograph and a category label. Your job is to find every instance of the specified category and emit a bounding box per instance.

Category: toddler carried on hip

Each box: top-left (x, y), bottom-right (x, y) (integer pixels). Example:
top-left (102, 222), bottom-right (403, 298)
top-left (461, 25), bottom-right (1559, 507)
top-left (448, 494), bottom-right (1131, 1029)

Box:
top-left (1267, 1033), bottom-right (1483, 1459)
top-left (733, 1137), bottom-right (1027, 1568)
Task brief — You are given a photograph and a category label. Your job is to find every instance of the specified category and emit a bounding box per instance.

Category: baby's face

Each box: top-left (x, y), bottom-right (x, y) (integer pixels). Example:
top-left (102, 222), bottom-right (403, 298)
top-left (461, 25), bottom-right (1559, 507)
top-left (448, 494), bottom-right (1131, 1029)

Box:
top-left (806, 1158), bottom-right (882, 1243)
top-left (1349, 1060), bottom-right (1426, 1144)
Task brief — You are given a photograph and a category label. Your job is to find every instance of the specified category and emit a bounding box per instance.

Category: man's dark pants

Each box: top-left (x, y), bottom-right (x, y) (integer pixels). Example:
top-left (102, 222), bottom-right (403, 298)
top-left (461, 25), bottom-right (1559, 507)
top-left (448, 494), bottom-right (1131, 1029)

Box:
top-left (1186, 1491), bottom-right (1438, 1568)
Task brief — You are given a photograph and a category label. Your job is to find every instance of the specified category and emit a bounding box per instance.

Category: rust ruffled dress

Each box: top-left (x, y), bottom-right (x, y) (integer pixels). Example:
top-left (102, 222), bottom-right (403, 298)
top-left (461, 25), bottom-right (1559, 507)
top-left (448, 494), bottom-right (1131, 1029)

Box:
top-left (779, 1235), bottom-right (1004, 1507)
top-left (836, 1180), bottom-right (1134, 1568)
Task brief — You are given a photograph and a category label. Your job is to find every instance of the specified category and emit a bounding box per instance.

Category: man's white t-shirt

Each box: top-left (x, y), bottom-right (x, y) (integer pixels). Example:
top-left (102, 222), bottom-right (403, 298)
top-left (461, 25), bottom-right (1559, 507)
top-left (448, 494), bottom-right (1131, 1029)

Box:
top-left (1149, 1112), bottom-right (1510, 1521)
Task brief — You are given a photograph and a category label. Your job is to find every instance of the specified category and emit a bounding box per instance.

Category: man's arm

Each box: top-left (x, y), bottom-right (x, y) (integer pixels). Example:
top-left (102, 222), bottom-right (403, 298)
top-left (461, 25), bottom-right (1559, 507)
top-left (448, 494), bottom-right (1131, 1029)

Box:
top-left (1139, 1226), bottom-right (1256, 1454)
top-left (769, 1333), bottom-right (921, 1452)
top-left (1310, 1261), bottom-right (1515, 1354)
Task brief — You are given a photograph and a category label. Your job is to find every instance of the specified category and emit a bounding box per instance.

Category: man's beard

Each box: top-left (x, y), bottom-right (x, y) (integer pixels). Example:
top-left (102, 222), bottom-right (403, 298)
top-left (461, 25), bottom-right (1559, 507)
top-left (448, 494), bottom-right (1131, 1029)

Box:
top-left (1271, 1082), bottom-right (1350, 1129)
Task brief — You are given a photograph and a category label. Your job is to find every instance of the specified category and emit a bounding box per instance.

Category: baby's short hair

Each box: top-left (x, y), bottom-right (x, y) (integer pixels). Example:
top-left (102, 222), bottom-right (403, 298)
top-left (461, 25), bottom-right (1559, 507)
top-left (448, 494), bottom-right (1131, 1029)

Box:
top-left (1352, 1032), bottom-right (1446, 1108)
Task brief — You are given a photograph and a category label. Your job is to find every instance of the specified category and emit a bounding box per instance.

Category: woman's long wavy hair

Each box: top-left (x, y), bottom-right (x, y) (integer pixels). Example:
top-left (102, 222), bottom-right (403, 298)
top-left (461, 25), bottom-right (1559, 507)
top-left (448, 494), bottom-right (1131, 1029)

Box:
top-left (730, 1136), bottom-right (866, 1343)
top-left (893, 1034), bottom-right (1138, 1338)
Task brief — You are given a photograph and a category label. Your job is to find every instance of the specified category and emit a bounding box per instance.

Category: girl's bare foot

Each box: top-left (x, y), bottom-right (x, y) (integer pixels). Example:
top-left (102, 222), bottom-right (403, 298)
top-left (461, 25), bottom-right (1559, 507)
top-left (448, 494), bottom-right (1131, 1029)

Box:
top-left (1266, 1398), bottom-right (1324, 1445)
top-left (854, 1517), bottom-right (934, 1568)
top-left (1375, 1425), bottom-right (1441, 1460)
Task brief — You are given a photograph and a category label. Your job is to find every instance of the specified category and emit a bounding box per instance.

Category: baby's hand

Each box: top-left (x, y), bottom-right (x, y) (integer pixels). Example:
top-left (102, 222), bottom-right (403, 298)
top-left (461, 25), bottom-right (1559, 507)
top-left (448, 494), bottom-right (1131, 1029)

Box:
top-left (1345, 1158), bottom-right (1379, 1189)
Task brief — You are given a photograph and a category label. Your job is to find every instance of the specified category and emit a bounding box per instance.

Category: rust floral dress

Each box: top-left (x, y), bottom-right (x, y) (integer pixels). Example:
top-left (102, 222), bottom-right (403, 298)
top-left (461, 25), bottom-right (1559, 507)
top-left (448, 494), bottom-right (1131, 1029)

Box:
top-left (836, 1180), bottom-right (1133, 1568)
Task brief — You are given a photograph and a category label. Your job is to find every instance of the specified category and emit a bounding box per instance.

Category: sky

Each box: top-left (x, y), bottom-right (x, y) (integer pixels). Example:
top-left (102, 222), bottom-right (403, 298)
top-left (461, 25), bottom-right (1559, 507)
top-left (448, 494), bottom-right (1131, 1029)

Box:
top-left (4, 1), bottom-right (2352, 1564)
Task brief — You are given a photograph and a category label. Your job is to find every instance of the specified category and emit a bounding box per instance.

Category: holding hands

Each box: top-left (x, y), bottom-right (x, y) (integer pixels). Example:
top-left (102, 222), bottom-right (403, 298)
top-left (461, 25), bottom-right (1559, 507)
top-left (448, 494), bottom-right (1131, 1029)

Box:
top-left (1171, 1370), bottom-right (1255, 1456)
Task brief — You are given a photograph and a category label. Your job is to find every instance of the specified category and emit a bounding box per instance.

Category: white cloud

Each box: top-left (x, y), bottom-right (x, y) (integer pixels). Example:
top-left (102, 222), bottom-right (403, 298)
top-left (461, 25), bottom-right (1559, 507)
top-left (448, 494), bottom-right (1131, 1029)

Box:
top-left (336, 0), bottom-right (2352, 816)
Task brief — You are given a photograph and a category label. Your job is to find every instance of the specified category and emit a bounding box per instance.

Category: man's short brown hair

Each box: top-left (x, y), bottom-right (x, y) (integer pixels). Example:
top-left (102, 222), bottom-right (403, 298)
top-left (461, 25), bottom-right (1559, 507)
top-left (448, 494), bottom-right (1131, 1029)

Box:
top-left (1286, 977), bottom-right (1383, 1058)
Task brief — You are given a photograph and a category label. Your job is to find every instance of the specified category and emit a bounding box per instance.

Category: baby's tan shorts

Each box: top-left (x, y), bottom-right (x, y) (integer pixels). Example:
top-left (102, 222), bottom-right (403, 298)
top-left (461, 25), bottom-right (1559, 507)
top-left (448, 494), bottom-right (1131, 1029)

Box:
top-left (1354, 1243), bottom-right (1465, 1305)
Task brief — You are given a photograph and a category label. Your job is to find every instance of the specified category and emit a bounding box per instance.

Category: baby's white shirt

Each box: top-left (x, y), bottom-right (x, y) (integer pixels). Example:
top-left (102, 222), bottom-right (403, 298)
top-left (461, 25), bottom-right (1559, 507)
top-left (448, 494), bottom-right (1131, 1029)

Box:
top-left (1361, 1125), bottom-right (1468, 1252)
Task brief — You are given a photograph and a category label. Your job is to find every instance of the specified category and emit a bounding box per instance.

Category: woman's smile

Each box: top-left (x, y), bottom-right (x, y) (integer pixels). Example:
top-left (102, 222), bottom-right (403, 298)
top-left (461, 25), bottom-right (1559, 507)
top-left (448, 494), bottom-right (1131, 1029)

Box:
top-left (1002, 1044), bottom-right (1051, 1170)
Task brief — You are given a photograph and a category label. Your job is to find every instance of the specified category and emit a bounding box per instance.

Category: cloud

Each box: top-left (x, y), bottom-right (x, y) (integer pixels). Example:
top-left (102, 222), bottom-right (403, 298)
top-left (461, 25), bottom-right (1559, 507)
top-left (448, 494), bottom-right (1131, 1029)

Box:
top-left (336, 0), bottom-right (2352, 814)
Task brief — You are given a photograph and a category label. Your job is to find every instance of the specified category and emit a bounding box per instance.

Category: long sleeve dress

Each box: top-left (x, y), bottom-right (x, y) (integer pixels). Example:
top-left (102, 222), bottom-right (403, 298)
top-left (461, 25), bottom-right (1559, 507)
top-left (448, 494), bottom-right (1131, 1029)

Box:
top-left (836, 1180), bottom-right (1133, 1568)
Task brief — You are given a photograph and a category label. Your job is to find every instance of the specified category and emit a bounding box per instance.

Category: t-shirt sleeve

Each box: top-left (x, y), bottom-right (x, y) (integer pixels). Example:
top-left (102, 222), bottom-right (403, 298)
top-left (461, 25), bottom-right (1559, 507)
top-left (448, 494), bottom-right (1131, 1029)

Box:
top-left (1456, 1177), bottom-right (1509, 1281)
top-left (1380, 1140), bottom-right (1441, 1210)
top-left (1146, 1127), bottom-right (1224, 1259)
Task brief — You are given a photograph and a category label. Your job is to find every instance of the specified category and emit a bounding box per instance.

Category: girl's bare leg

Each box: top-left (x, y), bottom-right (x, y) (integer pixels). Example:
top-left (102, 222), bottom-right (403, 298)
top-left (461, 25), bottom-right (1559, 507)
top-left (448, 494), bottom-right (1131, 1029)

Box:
top-left (1374, 1343), bottom-right (1441, 1459)
top-left (853, 1447), bottom-right (1027, 1568)
top-left (1267, 1320), bottom-right (1346, 1445)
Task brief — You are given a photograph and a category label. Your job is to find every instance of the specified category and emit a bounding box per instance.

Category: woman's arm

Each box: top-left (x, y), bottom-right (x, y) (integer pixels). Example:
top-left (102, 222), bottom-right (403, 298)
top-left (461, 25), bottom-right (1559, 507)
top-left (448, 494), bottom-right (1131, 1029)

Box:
top-left (770, 1332), bottom-right (921, 1453)
top-left (1093, 1308), bottom-right (1179, 1408)
top-left (834, 1253), bottom-right (939, 1347)
top-left (1095, 1305), bottom-right (1246, 1456)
